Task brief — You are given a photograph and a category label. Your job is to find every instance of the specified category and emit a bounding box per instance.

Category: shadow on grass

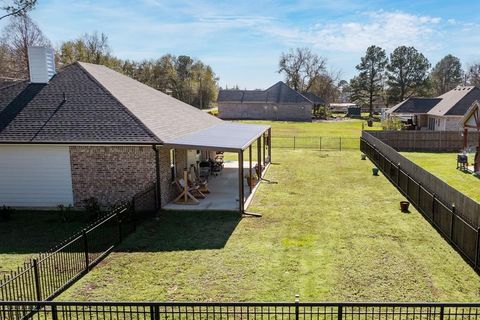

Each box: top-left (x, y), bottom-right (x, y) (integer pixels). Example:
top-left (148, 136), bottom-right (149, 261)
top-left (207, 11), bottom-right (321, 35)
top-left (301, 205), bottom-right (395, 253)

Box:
top-left (117, 210), bottom-right (241, 252)
top-left (0, 211), bottom-right (87, 254)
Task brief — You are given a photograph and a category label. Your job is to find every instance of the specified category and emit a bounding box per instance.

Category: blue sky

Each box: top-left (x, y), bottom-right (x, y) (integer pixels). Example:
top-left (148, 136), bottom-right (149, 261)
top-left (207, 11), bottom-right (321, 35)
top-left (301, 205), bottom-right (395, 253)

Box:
top-left (2, 0), bottom-right (480, 89)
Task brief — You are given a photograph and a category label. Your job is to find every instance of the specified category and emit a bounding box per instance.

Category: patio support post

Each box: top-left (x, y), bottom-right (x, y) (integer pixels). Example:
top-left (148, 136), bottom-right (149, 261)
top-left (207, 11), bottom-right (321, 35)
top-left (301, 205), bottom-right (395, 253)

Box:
top-left (257, 137), bottom-right (262, 176)
top-left (152, 145), bottom-right (162, 209)
top-left (249, 145), bottom-right (253, 194)
top-left (263, 132), bottom-right (266, 167)
top-left (268, 128), bottom-right (272, 163)
top-left (238, 150), bottom-right (245, 213)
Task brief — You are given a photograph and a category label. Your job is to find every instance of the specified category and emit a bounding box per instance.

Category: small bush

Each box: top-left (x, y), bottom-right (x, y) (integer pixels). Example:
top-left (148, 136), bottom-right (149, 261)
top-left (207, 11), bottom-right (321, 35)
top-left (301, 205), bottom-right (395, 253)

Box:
top-left (82, 197), bottom-right (101, 221)
top-left (0, 205), bottom-right (14, 222)
top-left (382, 116), bottom-right (403, 130)
top-left (57, 204), bottom-right (75, 222)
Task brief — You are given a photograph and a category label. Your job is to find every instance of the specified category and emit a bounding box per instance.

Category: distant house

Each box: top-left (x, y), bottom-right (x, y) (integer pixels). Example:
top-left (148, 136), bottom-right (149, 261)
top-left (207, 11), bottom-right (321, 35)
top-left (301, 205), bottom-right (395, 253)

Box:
top-left (385, 97), bottom-right (441, 128)
top-left (217, 81), bottom-right (324, 122)
top-left (386, 86), bottom-right (480, 131)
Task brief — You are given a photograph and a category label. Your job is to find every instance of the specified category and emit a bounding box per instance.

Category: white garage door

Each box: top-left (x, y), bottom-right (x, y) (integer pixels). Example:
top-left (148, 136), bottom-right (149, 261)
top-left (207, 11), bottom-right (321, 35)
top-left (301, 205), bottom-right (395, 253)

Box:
top-left (0, 145), bottom-right (74, 207)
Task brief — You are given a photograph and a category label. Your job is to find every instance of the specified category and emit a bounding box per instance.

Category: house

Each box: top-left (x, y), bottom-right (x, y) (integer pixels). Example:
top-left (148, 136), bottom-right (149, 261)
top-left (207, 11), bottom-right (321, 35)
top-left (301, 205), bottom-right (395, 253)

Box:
top-left (217, 81), bottom-right (321, 122)
top-left (0, 47), bottom-right (271, 213)
top-left (385, 97), bottom-right (441, 128)
top-left (386, 86), bottom-right (480, 131)
top-left (427, 86), bottom-right (480, 131)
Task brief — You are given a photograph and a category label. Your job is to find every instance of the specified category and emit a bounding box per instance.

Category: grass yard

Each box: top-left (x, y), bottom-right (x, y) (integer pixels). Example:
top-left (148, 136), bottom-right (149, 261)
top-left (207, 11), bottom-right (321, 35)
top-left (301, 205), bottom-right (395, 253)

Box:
top-left (59, 149), bottom-right (480, 302)
top-left (0, 211), bottom-right (88, 275)
top-left (241, 119), bottom-right (381, 138)
top-left (402, 152), bottom-right (480, 202)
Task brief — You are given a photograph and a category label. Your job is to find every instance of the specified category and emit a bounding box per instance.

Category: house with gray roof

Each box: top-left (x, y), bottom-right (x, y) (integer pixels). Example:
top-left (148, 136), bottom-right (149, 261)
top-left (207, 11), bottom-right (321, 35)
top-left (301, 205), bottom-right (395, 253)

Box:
top-left (385, 86), bottom-right (480, 130)
top-left (0, 47), bottom-right (271, 213)
top-left (426, 86), bottom-right (480, 131)
top-left (217, 81), bottom-right (324, 122)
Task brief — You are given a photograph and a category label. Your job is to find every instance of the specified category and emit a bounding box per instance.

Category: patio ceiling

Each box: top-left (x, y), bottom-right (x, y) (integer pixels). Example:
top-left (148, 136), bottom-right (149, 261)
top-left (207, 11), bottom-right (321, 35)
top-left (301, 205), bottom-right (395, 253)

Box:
top-left (163, 122), bottom-right (270, 152)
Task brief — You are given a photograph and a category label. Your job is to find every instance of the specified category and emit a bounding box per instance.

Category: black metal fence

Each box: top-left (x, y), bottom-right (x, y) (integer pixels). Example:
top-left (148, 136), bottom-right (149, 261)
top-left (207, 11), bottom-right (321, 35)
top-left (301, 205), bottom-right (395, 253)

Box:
top-left (272, 136), bottom-right (359, 150)
top-left (1, 300), bottom-right (480, 320)
top-left (361, 138), bottom-right (480, 271)
top-left (0, 184), bottom-right (157, 306)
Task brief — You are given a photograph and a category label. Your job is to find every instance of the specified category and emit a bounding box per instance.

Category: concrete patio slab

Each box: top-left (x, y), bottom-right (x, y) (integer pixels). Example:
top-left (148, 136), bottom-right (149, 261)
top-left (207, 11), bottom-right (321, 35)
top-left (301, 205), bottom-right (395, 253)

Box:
top-left (163, 161), bottom-right (253, 211)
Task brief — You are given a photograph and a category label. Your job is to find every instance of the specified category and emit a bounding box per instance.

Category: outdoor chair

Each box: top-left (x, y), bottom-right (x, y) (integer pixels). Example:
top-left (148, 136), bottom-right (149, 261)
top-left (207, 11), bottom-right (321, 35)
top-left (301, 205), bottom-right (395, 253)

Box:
top-left (173, 171), bottom-right (205, 205)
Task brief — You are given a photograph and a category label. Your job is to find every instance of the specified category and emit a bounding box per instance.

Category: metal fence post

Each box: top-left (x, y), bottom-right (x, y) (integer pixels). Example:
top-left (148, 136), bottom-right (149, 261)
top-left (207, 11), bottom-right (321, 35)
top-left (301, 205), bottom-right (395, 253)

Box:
top-left (440, 306), bottom-right (444, 320)
top-left (150, 304), bottom-right (160, 320)
top-left (337, 304), bottom-right (343, 320)
top-left (32, 259), bottom-right (42, 301)
top-left (295, 294), bottom-right (300, 320)
top-left (118, 214), bottom-right (123, 244)
top-left (82, 230), bottom-right (89, 272)
top-left (52, 305), bottom-right (58, 320)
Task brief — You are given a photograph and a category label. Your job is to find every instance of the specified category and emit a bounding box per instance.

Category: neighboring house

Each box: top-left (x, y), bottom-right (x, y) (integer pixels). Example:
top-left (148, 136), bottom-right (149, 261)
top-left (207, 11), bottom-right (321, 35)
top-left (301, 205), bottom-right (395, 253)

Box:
top-left (0, 47), bottom-right (270, 212)
top-left (385, 97), bottom-right (441, 128)
top-left (385, 86), bottom-right (480, 131)
top-left (217, 81), bottom-right (320, 122)
top-left (427, 86), bottom-right (480, 131)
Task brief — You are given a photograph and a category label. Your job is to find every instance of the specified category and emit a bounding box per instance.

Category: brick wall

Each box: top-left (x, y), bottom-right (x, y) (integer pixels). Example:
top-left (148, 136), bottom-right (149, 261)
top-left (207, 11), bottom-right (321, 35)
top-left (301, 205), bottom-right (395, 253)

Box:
top-left (70, 146), bottom-right (156, 207)
top-left (218, 102), bottom-right (312, 121)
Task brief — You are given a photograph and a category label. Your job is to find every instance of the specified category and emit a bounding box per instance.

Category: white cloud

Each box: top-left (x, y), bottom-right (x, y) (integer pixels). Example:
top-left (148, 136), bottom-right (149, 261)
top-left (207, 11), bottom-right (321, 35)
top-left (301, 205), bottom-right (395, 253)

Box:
top-left (258, 10), bottom-right (445, 54)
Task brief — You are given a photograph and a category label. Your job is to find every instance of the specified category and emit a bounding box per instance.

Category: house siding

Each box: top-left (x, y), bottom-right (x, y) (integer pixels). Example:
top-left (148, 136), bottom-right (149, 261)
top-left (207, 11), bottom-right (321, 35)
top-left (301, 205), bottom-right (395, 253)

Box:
top-left (218, 102), bottom-right (312, 121)
top-left (69, 146), bottom-right (157, 208)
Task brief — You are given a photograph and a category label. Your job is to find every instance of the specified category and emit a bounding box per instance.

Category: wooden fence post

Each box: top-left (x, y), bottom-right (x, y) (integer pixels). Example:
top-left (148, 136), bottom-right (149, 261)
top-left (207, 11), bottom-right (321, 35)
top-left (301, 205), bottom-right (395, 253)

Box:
top-left (450, 204), bottom-right (456, 240)
top-left (432, 193), bottom-right (436, 223)
top-left (475, 228), bottom-right (480, 269)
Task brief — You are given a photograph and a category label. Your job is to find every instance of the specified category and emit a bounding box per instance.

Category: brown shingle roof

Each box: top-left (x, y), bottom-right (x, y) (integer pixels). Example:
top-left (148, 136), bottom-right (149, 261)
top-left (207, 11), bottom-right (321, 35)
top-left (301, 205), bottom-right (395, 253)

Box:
top-left (0, 62), bottom-right (222, 144)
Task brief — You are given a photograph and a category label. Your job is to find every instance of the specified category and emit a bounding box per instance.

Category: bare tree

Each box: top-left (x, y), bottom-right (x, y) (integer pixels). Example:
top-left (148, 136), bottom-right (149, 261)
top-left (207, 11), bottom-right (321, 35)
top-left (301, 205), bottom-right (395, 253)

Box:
top-left (0, 0), bottom-right (36, 20)
top-left (467, 63), bottom-right (480, 87)
top-left (1, 14), bottom-right (51, 78)
top-left (278, 47), bottom-right (327, 92)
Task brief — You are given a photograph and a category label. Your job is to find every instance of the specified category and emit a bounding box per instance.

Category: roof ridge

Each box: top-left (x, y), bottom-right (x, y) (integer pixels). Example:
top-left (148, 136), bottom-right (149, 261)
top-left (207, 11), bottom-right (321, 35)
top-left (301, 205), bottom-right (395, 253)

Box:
top-left (76, 62), bottom-right (162, 144)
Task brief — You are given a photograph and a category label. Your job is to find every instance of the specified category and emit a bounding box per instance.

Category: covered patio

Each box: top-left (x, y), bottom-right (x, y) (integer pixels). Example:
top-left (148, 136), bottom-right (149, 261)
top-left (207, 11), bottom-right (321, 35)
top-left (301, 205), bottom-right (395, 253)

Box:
top-left (163, 122), bottom-right (272, 214)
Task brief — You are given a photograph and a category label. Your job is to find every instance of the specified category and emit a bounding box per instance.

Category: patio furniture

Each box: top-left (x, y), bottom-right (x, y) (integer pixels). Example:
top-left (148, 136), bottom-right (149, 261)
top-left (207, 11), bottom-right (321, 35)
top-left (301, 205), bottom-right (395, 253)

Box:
top-left (173, 171), bottom-right (204, 205)
top-left (188, 165), bottom-right (209, 193)
top-left (457, 153), bottom-right (468, 170)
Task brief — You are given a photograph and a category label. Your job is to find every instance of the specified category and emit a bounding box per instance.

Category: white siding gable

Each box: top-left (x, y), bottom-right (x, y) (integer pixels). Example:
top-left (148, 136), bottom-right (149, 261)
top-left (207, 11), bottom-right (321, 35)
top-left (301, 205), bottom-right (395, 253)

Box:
top-left (0, 145), bottom-right (73, 207)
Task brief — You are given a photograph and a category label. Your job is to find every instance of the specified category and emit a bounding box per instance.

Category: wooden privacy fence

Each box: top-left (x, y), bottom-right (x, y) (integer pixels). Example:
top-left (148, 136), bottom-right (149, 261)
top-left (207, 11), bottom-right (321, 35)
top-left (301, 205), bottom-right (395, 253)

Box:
top-left (272, 136), bottom-right (359, 150)
top-left (0, 184), bottom-right (157, 307)
top-left (361, 133), bottom-right (480, 271)
top-left (366, 130), bottom-right (480, 152)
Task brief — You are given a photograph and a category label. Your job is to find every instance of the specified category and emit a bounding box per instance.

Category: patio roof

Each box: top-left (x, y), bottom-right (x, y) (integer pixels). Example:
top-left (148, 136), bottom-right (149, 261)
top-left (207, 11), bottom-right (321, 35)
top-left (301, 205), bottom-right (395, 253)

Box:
top-left (163, 122), bottom-right (270, 152)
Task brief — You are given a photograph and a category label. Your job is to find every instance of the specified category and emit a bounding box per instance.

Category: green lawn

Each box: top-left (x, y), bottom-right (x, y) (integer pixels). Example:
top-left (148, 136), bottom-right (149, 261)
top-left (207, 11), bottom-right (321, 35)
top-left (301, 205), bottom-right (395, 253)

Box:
top-left (240, 119), bottom-right (381, 138)
top-left (402, 152), bottom-right (480, 203)
top-left (59, 149), bottom-right (480, 302)
top-left (0, 211), bottom-right (88, 275)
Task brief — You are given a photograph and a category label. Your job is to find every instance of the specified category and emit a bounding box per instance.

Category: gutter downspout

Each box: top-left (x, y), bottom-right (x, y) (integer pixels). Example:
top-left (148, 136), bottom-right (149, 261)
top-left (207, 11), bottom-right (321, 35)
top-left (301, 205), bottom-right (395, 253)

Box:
top-left (152, 145), bottom-right (162, 210)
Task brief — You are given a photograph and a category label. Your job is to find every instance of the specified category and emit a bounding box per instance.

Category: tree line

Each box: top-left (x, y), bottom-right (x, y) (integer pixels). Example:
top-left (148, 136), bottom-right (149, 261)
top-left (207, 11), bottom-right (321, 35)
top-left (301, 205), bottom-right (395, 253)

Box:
top-left (0, 15), bottom-right (218, 109)
top-left (278, 46), bottom-right (480, 116)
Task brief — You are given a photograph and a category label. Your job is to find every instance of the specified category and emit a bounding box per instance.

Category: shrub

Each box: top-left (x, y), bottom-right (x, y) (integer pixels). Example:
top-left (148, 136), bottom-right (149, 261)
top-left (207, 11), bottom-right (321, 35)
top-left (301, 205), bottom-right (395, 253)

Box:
top-left (82, 197), bottom-right (101, 220)
top-left (57, 204), bottom-right (75, 222)
top-left (0, 205), bottom-right (14, 222)
top-left (382, 116), bottom-right (403, 130)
